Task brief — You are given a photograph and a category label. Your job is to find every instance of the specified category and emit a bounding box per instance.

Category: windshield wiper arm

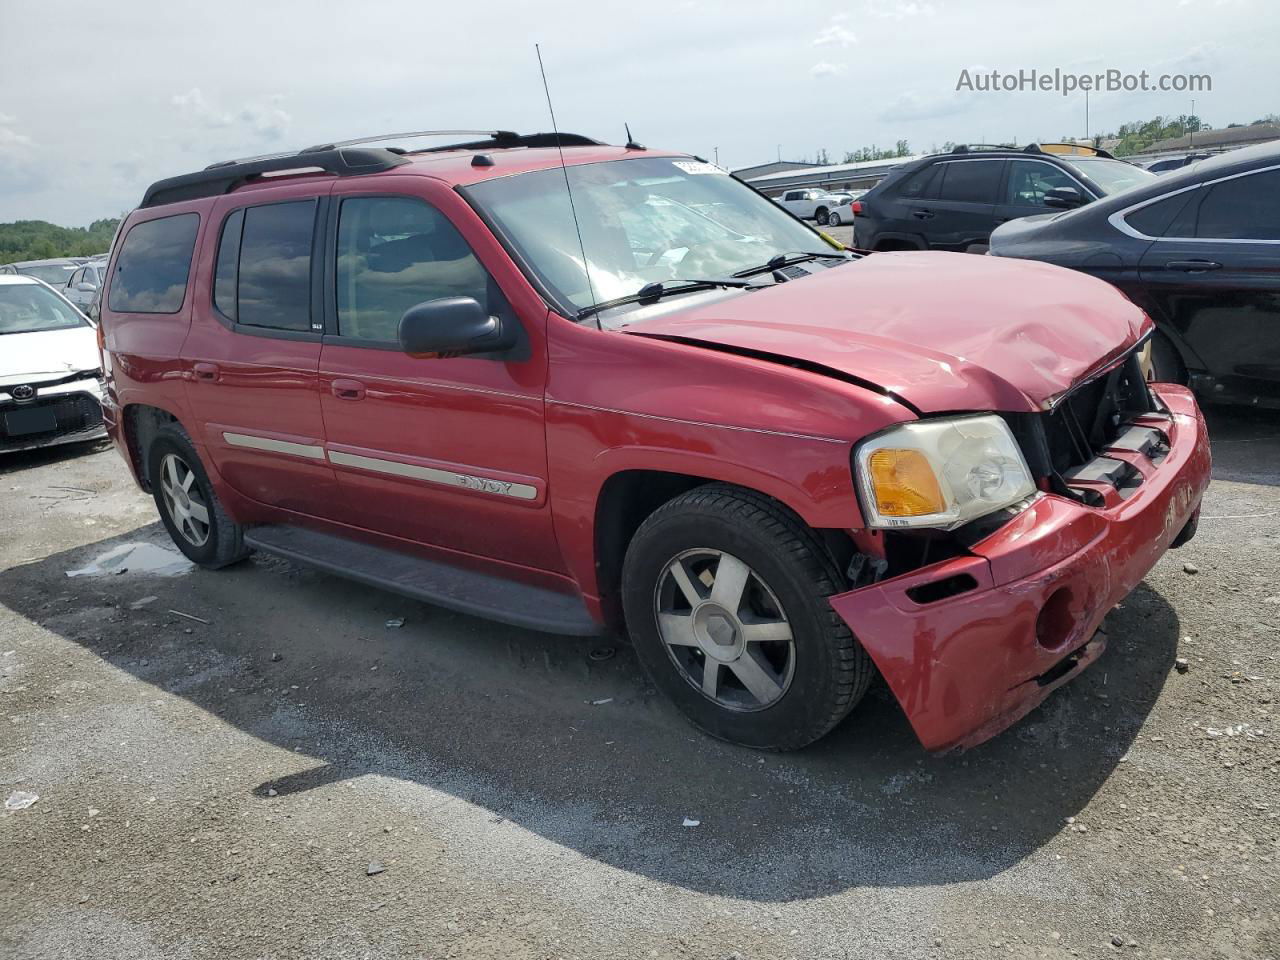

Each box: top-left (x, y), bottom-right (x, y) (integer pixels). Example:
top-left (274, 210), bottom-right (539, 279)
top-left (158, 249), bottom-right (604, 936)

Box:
top-left (577, 277), bottom-right (766, 321)
top-left (732, 250), bottom-right (852, 278)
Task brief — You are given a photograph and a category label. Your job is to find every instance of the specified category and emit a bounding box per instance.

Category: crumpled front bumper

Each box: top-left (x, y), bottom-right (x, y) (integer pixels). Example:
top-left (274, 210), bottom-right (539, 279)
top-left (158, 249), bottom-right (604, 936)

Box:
top-left (829, 384), bottom-right (1211, 752)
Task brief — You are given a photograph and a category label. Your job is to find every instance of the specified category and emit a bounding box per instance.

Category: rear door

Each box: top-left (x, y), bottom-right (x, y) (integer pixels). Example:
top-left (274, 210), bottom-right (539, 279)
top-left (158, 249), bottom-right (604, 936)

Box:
top-left (180, 183), bottom-right (339, 517)
top-left (1137, 166), bottom-right (1280, 400)
top-left (921, 158), bottom-right (1004, 251)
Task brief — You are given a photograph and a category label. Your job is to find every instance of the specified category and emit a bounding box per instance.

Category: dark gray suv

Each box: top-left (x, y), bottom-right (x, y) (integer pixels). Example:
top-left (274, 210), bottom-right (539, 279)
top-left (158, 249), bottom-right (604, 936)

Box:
top-left (852, 143), bottom-right (1154, 254)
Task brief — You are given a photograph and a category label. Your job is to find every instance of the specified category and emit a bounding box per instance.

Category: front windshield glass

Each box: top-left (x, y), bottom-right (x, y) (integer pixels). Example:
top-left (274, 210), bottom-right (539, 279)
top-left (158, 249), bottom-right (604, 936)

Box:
top-left (467, 157), bottom-right (838, 315)
top-left (17, 263), bottom-right (77, 286)
top-left (0, 282), bottom-right (88, 335)
top-left (1064, 158), bottom-right (1155, 196)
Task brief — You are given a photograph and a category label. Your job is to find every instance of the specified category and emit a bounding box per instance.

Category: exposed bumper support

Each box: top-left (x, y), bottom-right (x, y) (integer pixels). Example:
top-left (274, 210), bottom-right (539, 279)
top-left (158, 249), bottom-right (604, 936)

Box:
top-left (828, 384), bottom-right (1211, 752)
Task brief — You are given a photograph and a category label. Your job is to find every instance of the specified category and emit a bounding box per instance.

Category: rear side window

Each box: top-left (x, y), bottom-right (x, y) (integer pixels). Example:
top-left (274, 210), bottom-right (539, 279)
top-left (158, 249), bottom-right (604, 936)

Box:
top-left (108, 213), bottom-right (199, 313)
top-left (1193, 169), bottom-right (1280, 240)
top-left (935, 161), bottom-right (1002, 203)
top-left (226, 201), bottom-right (316, 331)
top-left (1124, 190), bottom-right (1199, 238)
top-left (335, 196), bottom-right (490, 342)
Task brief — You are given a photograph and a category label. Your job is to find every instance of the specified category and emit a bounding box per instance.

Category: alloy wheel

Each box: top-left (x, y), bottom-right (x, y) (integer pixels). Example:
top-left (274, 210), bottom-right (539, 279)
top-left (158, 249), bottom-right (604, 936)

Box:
top-left (653, 548), bottom-right (795, 712)
top-left (159, 453), bottom-right (211, 547)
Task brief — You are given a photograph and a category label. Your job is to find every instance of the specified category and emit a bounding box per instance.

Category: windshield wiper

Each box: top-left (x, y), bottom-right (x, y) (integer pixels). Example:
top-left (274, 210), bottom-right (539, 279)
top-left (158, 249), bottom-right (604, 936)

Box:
top-left (577, 277), bottom-right (767, 321)
top-left (732, 250), bottom-right (852, 279)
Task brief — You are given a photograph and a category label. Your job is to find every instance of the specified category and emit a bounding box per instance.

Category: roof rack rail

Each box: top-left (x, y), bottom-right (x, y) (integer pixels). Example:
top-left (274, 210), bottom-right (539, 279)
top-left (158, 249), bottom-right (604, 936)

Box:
top-left (949, 143), bottom-right (1016, 154)
top-left (139, 130), bottom-right (608, 209)
top-left (140, 147), bottom-right (410, 208)
top-left (1025, 141), bottom-right (1117, 160)
top-left (414, 131), bottom-right (605, 153)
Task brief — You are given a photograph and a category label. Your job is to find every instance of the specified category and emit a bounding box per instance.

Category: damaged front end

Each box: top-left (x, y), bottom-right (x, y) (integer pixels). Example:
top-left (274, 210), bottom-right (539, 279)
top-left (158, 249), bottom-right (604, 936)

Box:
top-left (831, 352), bottom-right (1211, 753)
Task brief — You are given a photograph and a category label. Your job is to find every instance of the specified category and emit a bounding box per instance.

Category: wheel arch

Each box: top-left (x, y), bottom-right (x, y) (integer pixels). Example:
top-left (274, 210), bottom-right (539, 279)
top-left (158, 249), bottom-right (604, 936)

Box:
top-left (590, 468), bottom-right (857, 633)
top-left (121, 402), bottom-right (183, 492)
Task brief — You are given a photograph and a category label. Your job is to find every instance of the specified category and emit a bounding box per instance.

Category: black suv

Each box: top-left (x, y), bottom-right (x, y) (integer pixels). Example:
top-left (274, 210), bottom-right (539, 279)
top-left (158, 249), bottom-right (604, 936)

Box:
top-left (852, 143), bottom-right (1154, 254)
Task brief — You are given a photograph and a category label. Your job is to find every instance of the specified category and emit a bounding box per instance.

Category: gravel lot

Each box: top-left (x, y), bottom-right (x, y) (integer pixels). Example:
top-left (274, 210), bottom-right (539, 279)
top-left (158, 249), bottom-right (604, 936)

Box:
top-left (1, 405), bottom-right (1277, 960)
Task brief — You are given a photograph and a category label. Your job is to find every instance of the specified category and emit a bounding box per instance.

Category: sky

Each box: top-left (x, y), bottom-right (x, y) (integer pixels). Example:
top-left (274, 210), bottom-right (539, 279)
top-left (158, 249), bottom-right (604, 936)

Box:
top-left (1, 0), bottom-right (1276, 226)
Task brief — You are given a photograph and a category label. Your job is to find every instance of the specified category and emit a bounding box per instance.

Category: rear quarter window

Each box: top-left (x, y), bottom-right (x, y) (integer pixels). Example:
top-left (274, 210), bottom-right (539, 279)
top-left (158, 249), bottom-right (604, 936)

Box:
top-left (108, 213), bottom-right (200, 314)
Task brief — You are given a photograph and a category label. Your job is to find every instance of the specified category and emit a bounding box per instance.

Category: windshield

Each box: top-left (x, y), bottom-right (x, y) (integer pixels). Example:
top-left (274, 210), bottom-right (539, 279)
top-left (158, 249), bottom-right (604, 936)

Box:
top-left (16, 263), bottom-right (78, 286)
top-left (1064, 158), bottom-right (1155, 196)
top-left (466, 157), bottom-right (838, 316)
top-left (0, 282), bottom-right (88, 335)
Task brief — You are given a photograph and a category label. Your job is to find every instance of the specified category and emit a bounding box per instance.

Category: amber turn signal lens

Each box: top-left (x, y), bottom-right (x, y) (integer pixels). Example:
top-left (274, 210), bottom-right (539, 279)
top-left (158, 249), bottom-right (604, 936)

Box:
top-left (867, 448), bottom-right (946, 517)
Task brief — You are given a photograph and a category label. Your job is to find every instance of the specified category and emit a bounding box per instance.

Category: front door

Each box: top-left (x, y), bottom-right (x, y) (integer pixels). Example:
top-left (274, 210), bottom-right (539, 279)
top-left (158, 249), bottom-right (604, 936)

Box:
top-left (1137, 167), bottom-right (1280, 402)
top-left (317, 181), bottom-right (561, 573)
top-left (995, 159), bottom-right (1088, 233)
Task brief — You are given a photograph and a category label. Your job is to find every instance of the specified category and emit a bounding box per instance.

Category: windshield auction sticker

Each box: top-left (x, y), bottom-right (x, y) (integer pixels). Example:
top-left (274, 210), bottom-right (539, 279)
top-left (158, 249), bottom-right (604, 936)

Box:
top-left (672, 161), bottom-right (728, 175)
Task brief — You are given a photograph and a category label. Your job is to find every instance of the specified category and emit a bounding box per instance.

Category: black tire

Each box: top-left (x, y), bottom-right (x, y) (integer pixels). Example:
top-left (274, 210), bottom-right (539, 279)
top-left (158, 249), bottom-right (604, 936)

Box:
top-left (813, 207), bottom-right (828, 224)
top-left (621, 483), bottom-right (873, 750)
top-left (1148, 331), bottom-right (1188, 384)
top-left (147, 422), bottom-right (248, 568)
top-left (826, 211), bottom-right (842, 227)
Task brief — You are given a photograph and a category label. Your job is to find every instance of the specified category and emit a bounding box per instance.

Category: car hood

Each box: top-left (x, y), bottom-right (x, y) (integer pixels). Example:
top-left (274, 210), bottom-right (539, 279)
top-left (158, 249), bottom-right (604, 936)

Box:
top-left (0, 326), bottom-right (100, 382)
top-left (622, 251), bottom-right (1149, 413)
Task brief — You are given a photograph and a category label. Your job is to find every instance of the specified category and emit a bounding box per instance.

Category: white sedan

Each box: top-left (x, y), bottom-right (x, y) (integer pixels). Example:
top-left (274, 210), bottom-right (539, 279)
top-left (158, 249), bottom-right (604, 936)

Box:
top-left (821, 190), bottom-right (868, 227)
top-left (0, 275), bottom-right (105, 454)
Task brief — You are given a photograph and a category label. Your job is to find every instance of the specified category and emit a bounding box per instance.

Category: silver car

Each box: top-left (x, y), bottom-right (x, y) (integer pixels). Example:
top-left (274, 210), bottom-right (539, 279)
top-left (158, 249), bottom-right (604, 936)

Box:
top-left (61, 260), bottom-right (108, 311)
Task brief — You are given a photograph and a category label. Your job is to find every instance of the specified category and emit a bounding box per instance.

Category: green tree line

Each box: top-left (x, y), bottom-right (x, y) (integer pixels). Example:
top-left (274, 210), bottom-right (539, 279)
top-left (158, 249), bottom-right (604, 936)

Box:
top-left (0, 219), bottom-right (119, 265)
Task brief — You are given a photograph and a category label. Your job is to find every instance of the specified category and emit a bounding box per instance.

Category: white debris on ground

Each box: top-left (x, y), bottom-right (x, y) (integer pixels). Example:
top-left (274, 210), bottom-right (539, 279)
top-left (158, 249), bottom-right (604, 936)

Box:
top-left (5, 791), bottom-right (39, 811)
top-left (65, 542), bottom-right (194, 579)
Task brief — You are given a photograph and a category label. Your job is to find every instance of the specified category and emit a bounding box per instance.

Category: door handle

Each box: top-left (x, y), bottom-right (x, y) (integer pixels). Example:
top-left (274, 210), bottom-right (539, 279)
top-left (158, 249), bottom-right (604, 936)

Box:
top-left (192, 362), bottom-right (220, 382)
top-left (331, 378), bottom-right (366, 401)
top-left (911, 210), bottom-right (935, 220)
top-left (1165, 260), bottom-right (1222, 272)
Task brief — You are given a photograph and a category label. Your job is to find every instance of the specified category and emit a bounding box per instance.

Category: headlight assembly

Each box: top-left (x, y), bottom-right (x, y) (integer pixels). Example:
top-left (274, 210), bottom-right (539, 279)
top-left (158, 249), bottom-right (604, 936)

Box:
top-left (855, 415), bottom-right (1037, 530)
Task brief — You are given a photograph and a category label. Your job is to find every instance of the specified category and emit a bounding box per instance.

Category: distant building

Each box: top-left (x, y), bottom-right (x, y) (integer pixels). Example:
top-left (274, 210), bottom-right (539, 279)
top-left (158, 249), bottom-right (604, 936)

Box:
top-left (737, 156), bottom-right (921, 196)
top-left (729, 160), bottom-right (822, 180)
top-left (1142, 123), bottom-right (1280, 155)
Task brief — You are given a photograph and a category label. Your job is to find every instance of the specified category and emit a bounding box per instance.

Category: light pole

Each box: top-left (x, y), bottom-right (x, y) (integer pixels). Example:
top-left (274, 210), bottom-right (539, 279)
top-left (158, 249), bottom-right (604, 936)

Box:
top-left (1190, 99), bottom-right (1196, 147)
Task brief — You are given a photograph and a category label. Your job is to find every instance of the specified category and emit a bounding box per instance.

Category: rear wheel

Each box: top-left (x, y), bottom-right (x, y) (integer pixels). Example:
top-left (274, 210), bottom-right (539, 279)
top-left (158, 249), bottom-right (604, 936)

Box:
top-left (621, 484), bottom-right (872, 750)
top-left (148, 423), bottom-right (248, 568)
top-left (826, 211), bottom-right (842, 227)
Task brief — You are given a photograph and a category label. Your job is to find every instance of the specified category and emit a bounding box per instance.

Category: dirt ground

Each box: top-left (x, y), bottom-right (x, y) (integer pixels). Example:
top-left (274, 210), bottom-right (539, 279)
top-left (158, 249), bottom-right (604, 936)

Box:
top-left (1, 406), bottom-right (1277, 960)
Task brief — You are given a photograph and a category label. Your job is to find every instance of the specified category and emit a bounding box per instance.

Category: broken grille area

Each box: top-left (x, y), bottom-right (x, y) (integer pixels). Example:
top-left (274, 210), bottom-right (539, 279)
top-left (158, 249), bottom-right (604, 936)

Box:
top-left (1007, 347), bottom-right (1167, 505)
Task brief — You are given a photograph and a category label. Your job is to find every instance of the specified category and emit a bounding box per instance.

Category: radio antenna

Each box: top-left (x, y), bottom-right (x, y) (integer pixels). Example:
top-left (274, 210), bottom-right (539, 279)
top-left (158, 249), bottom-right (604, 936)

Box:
top-left (535, 44), bottom-right (599, 327)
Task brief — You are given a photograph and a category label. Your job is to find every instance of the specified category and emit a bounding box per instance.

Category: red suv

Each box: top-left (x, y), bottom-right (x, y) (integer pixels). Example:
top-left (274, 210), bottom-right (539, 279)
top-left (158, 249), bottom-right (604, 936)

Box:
top-left (99, 130), bottom-right (1211, 752)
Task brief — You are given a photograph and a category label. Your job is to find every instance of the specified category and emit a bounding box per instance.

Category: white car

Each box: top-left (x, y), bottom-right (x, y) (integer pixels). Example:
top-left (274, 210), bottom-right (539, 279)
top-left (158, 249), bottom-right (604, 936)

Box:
top-left (775, 188), bottom-right (847, 223)
top-left (820, 190), bottom-right (867, 227)
top-left (0, 275), bottom-right (106, 454)
top-left (62, 260), bottom-right (108, 312)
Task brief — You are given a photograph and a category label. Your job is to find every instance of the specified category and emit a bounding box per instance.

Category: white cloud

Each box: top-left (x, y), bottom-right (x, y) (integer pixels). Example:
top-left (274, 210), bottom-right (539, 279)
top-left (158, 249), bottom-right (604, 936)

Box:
top-left (171, 88), bottom-right (290, 140)
top-left (863, 0), bottom-right (937, 19)
top-left (877, 89), bottom-right (974, 122)
top-left (810, 61), bottom-right (849, 79)
top-left (813, 16), bottom-right (857, 48)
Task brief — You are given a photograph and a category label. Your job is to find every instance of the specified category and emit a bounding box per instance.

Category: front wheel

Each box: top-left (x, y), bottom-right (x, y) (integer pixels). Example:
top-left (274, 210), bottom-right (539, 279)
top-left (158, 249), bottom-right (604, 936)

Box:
top-left (621, 484), bottom-right (872, 750)
top-left (826, 211), bottom-right (842, 226)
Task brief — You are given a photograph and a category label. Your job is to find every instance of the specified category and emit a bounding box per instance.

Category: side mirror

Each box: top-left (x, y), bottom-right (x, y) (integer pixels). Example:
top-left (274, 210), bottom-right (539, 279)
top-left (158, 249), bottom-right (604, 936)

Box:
top-left (77, 281), bottom-right (98, 292)
top-left (1044, 186), bottom-right (1084, 209)
top-left (398, 297), bottom-right (515, 358)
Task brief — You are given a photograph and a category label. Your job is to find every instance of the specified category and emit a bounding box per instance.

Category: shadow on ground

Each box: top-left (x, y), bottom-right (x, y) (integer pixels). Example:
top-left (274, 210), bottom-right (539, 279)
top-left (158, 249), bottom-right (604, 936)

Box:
top-left (1204, 405), bottom-right (1280, 487)
top-left (0, 521), bottom-right (1181, 901)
